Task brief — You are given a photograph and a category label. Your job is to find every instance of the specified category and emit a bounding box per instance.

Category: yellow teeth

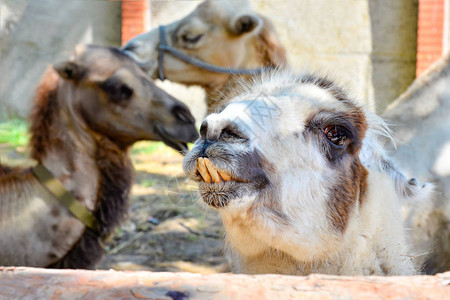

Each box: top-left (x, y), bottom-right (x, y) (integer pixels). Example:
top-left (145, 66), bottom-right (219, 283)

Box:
top-left (196, 158), bottom-right (233, 183)
top-left (205, 158), bottom-right (221, 183)
top-left (218, 170), bottom-right (232, 181)
top-left (197, 157), bottom-right (211, 183)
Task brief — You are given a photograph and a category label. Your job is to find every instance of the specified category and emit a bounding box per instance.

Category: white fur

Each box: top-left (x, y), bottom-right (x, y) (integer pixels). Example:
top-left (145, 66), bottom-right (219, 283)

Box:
top-left (200, 69), bottom-right (426, 275)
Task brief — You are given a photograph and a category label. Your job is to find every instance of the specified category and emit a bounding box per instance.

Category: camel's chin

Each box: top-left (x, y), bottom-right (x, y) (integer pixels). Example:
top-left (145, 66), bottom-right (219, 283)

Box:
top-left (199, 180), bottom-right (251, 208)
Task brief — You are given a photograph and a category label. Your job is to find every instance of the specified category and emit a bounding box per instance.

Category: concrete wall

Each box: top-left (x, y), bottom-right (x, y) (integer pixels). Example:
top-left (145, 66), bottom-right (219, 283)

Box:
top-left (0, 0), bottom-right (121, 120)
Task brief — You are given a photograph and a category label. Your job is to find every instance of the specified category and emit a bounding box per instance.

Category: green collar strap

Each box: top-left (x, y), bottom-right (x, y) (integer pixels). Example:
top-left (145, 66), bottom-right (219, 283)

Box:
top-left (32, 164), bottom-right (98, 231)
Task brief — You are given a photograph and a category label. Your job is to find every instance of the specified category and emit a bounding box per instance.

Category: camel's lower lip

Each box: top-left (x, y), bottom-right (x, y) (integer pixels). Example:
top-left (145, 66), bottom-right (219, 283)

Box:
top-left (191, 157), bottom-right (264, 208)
top-left (154, 124), bottom-right (189, 154)
top-left (198, 180), bottom-right (247, 208)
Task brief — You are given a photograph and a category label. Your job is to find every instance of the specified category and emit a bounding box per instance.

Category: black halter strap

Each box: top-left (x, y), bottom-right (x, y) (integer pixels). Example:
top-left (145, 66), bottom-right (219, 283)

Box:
top-left (157, 26), bottom-right (167, 81)
top-left (156, 25), bottom-right (268, 81)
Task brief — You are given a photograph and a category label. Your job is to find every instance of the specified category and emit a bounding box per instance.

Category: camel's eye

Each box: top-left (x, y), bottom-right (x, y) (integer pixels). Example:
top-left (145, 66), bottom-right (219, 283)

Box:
top-left (100, 78), bottom-right (133, 104)
top-left (181, 33), bottom-right (203, 44)
top-left (117, 84), bottom-right (133, 100)
top-left (220, 126), bottom-right (247, 142)
top-left (323, 125), bottom-right (347, 148)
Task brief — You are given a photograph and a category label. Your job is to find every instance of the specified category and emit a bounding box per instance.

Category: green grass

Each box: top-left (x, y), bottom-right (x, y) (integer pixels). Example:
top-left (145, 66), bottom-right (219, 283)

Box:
top-left (131, 141), bottom-right (167, 155)
top-left (139, 178), bottom-right (155, 188)
top-left (131, 141), bottom-right (195, 155)
top-left (0, 118), bottom-right (29, 147)
top-left (188, 234), bottom-right (198, 242)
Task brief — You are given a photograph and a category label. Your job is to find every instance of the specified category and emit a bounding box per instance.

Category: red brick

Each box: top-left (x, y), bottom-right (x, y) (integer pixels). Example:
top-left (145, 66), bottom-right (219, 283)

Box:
top-left (121, 0), bottom-right (149, 45)
top-left (416, 0), bottom-right (445, 76)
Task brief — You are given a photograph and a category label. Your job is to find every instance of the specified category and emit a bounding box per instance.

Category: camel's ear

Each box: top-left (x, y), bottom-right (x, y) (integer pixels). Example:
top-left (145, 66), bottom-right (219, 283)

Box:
top-left (53, 61), bottom-right (86, 81)
top-left (232, 14), bottom-right (261, 35)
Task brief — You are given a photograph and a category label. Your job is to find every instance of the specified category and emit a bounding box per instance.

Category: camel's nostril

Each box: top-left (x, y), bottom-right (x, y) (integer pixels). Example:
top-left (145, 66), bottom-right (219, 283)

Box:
top-left (172, 105), bottom-right (195, 124)
top-left (200, 121), bottom-right (208, 137)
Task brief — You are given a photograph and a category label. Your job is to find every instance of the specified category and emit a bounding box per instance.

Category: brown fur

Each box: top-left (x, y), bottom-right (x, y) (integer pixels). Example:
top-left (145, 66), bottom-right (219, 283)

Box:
top-left (255, 15), bottom-right (287, 67)
top-left (301, 74), bottom-right (348, 102)
top-left (0, 165), bottom-right (18, 177)
top-left (29, 68), bottom-right (60, 162)
top-left (0, 45), bottom-right (198, 268)
top-left (328, 159), bottom-right (368, 232)
top-left (206, 18), bottom-right (287, 112)
top-left (1, 72), bottom-right (131, 268)
top-left (49, 137), bottom-right (132, 269)
top-left (0, 167), bottom-right (34, 195)
top-left (314, 98), bottom-right (368, 232)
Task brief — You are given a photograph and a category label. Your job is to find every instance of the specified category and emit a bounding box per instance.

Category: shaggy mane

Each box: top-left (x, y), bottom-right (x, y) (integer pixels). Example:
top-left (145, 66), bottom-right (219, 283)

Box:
top-left (29, 67), bottom-right (60, 162)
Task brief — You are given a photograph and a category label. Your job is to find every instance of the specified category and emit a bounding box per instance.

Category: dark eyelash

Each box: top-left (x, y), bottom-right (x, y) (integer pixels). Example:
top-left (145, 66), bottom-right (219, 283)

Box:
top-left (181, 33), bottom-right (203, 43)
top-left (220, 127), bottom-right (247, 141)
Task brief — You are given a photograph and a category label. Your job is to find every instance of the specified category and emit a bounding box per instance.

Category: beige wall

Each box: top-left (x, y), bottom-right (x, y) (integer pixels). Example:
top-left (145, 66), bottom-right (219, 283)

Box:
top-left (253, 0), bottom-right (418, 113)
top-left (0, 0), bottom-right (121, 120)
top-left (148, 0), bottom-right (418, 117)
top-left (0, 0), bottom-right (418, 120)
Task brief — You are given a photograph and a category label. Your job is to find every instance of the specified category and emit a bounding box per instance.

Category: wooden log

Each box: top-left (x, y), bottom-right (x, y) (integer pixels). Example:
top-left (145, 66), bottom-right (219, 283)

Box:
top-left (0, 267), bottom-right (449, 299)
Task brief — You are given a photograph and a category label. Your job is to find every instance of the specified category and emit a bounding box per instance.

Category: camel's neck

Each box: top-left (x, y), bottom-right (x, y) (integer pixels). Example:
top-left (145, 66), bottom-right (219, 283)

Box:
top-left (30, 77), bottom-right (100, 212)
top-left (205, 24), bottom-right (286, 113)
top-left (35, 108), bottom-right (132, 268)
top-left (29, 72), bottom-right (132, 225)
top-left (205, 76), bottom-right (252, 113)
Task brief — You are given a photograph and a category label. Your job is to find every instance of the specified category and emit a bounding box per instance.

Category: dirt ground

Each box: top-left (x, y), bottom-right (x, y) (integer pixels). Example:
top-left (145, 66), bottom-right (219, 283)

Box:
top-left (0, 142), bottom-right (228, 273)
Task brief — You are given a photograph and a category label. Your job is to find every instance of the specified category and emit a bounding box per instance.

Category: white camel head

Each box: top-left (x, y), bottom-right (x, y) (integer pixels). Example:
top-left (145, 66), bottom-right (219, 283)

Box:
top-left (184, 70), bottom-right (422, 275)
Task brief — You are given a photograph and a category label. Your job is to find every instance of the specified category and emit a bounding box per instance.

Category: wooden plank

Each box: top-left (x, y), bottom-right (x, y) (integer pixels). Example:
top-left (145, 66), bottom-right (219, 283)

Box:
top-left (0, 267), bottom-right (449, 299)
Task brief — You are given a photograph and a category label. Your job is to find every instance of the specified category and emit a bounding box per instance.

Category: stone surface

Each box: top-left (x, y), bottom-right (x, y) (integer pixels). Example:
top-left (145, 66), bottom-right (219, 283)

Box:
top-left (0, 267), bottom-right (448, 300)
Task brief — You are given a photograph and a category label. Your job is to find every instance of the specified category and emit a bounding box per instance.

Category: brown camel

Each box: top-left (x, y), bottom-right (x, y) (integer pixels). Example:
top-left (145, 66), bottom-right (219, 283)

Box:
top-left (0, 45), bottom-right (198, 269)
top-left (122, 0), bottom-right (287, 113)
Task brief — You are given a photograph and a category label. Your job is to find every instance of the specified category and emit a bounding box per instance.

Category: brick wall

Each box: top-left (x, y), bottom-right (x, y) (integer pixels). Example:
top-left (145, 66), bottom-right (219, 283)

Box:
top-left (121, 0), bottom-right (149, 45)
top-left (417, 0), bottom-right (445, 76)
